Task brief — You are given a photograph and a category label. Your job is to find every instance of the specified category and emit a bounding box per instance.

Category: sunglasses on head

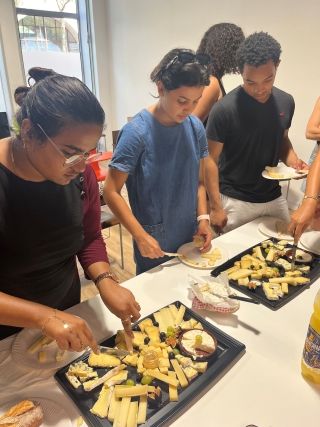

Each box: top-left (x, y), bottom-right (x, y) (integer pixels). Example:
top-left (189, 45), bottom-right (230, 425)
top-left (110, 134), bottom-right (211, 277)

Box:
top-left (164, 52), bottom-right (211, 72)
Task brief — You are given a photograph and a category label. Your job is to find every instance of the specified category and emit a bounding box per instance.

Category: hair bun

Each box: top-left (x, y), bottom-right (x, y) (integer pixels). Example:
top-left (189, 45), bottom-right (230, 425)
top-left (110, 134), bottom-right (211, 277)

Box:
top-left (28, 67), bottom-right (57, 85)
top-left (14, 85), bottom-right (30, 107)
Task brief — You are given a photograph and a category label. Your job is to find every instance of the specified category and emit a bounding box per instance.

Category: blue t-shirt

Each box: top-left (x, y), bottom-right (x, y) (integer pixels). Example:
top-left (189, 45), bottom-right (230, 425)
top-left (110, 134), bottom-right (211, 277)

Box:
top-left (109, 109), bottom-right (208, 272)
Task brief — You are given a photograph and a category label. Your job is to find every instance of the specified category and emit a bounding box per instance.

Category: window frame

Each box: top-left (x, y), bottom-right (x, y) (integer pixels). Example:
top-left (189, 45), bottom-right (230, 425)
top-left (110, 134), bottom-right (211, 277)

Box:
top-left (15, 0), bottom-right (95, 92)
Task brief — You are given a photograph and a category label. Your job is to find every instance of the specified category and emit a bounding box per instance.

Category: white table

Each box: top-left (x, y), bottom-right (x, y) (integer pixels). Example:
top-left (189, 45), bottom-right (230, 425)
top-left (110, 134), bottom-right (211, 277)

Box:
top-left (1, 217), bottom-right (319, 427)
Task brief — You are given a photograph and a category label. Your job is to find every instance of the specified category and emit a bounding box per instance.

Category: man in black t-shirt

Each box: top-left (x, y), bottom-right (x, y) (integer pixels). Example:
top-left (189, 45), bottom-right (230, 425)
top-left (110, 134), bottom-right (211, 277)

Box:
top-left (205, 32), bottom-right (307, 233)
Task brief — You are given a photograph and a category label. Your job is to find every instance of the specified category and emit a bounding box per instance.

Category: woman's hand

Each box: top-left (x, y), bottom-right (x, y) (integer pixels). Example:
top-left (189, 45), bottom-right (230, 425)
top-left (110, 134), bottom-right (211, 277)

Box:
top-left (43, 310), bottom-right (98, 353)
top-left (135, 232), bottom-right (164, 258)
top-left (195, 220), bottom-right (213, 253)
top-left (98, 279), bottom-right (141, 336)
top-left (288, 199), bottom-right (318, 241)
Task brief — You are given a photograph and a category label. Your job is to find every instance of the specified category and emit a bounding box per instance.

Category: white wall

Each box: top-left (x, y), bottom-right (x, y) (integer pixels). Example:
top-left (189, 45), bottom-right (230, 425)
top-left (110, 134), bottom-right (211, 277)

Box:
top-left (103, 0), bottom-right (319, 157)
top-left (102, 0), bottom-right (320, 207)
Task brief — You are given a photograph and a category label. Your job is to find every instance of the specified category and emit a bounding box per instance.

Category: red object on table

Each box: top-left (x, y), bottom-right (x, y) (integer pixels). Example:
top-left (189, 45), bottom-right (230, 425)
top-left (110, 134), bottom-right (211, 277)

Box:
top-left (87, 151), bottom-right (112, 182)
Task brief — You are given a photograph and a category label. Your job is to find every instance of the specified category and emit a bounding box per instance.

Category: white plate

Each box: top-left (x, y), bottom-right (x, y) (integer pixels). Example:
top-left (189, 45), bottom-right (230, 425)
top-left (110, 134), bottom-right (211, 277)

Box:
top-left (258, 217), bottom-right (293, 241)
top-left (178, 242), bottom-right (228, 270)
top-left (11, 328), bottom-right (84, 370)
top-left (0, 396), bottom-right (72, 427)
top-left (262, 165), bottom-right (308, 181)
top-left (300, 231), bottom-right (320, 255)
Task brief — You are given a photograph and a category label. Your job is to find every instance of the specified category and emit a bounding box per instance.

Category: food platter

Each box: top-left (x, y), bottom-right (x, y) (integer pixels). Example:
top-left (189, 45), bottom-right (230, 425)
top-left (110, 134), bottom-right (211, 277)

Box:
top-left (262, 165), bottom-right (308, 181)
top-left (178, 242), bottom-right (228, 270)
top-left (300, 231), bottom-right (320, 255)
top-left (55, 302), bottom-right (245, 427)
top-left (258, 217), bottom-right (293, 241)
top-left (211, 239), bottom-right (320, 310)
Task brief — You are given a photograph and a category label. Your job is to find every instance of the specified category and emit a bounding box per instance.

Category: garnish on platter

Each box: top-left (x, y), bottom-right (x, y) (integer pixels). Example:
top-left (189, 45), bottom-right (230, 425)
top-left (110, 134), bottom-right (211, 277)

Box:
top-left (178, 329), bottom-right (217, 361)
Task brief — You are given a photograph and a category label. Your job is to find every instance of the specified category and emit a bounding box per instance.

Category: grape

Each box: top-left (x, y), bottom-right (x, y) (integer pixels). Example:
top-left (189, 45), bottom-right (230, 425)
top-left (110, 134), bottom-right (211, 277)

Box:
top-left (167, 326), bottom-right (175, 334)
top-left (141, 375), bottom-right (153, 385)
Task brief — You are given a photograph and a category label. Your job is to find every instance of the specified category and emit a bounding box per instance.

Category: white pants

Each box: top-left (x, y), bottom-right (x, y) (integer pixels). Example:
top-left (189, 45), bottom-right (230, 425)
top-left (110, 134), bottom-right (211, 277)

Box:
top-left (221, 194), bottom-right (290, 233)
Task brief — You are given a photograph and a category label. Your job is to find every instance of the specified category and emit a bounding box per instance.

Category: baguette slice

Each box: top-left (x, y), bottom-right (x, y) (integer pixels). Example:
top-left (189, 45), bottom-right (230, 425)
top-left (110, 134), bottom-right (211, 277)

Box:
top-left (0, 400), bottom-right (44, 427)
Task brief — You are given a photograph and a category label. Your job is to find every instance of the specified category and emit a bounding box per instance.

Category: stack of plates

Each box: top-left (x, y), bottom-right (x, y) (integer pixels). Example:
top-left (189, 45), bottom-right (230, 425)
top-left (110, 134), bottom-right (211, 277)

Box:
top-left (258, 217), bottom-right (293, 241)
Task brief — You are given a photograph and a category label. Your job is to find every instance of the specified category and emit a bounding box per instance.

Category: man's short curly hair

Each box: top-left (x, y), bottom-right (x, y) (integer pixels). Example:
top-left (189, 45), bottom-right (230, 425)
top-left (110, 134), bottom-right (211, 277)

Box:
top-left (197, 23), bottom-right (244, 78)
top-left (236, 32), bottom-right (281, 73)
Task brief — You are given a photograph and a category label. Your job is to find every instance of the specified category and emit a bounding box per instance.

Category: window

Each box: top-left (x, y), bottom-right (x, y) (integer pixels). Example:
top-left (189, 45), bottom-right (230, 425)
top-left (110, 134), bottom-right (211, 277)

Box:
top-left (15, 0), bottom-right (94, 90)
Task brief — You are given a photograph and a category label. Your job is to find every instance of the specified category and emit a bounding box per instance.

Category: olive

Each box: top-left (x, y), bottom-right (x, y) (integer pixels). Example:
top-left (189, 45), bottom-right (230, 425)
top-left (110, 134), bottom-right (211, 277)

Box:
top-left (151, 379), bottom-right (160, 387)
top-left (168, 352), bottom-right (175, 360)
top-left (144, 337), bottom-right (150, 344)
top-left (160, 332), bottom-right (166, 341)
top-left (136, 373), bottom-right (143, 383)
top-left (125, 379), bottom-right (135, 386)
top-left (147, 387), bottom-right (162, 409)
top-left (153, 321), bottom-right (159, 327)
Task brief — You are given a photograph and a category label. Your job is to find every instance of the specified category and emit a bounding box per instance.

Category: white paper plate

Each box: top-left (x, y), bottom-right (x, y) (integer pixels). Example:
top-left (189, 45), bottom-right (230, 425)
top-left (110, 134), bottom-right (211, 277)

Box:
top-left (0, 396), bottom-right (72, 427)
top-left (258, 217), bottom-right (293, 241)
top-left (11, 328), bottom-right (84, 370)
top-left (262, 165), bottom-right (308, 181)
top-left (178, 242), bottom-right (228, 270)
top-left (300, 231), bottom-right (320, 255)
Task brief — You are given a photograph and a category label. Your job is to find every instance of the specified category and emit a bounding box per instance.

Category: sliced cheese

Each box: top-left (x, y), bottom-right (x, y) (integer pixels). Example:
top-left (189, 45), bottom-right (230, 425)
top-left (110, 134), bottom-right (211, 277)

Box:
top-left (170, 359), bottom-right (188, 388)
top-left (168, 371), bottom-right (178, 401)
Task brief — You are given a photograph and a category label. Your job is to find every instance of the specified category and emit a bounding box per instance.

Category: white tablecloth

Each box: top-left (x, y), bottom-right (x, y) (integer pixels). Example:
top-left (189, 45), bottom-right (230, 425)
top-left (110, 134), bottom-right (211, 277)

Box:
top-left (1, 217), bottom-right (319, 427)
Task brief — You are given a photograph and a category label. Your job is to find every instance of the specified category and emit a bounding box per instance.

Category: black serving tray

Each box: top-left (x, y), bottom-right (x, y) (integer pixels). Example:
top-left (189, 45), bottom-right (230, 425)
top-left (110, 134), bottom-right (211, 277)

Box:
top-left (211, 239), bottom-right (320, 311)
top-left (55, 301), bottom-right (245, 427)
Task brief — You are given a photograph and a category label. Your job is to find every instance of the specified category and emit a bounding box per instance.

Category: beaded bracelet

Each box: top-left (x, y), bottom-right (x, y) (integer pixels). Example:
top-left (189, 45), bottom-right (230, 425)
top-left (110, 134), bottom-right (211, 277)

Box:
top-left (94, 271), bottom-right (119, 289)
top-left (41, 309), bottom-right (69, 336)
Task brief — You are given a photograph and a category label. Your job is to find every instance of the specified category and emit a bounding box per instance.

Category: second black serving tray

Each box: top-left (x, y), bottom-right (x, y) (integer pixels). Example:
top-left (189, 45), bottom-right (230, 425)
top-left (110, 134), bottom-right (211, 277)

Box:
top-left (211, 240), bottom-right (320, 310)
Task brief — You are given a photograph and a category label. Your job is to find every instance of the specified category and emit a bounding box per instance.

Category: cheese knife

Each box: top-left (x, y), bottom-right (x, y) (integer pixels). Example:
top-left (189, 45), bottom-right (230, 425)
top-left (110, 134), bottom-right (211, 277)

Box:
top-left (98, 345), bottom-right (130, 357)
top-left (290, 240), bottom-right (298, 270)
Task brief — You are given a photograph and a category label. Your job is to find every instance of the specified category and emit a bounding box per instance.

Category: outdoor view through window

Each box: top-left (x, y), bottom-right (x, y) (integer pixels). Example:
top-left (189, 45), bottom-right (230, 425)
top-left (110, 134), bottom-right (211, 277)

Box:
top-left (15, 0), bottom-right (84, 81)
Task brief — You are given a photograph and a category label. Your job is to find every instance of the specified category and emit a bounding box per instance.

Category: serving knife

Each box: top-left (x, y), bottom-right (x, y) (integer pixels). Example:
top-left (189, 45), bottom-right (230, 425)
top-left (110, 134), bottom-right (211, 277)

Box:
top-left (229, 295), bottom-right (260, 304)
top-left (98, 346), bottom-right (130, 357)
top-left (163, 251), bottom-right (182, 257)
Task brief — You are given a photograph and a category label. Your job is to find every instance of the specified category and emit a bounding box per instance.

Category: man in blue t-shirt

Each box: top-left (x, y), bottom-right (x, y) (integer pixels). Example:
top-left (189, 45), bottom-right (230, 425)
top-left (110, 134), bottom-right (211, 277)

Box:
top-left (205, 32), bottom-right (307, 233)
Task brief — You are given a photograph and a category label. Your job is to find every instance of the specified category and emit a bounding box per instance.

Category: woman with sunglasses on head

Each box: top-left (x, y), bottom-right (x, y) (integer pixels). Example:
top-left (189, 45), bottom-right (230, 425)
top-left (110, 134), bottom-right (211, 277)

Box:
top-left (104, 48), bottom-right (214, 274)
top-left (0, 67), bottom-right (140, 349)
top-left (193, 23), bottom-right (245, 124)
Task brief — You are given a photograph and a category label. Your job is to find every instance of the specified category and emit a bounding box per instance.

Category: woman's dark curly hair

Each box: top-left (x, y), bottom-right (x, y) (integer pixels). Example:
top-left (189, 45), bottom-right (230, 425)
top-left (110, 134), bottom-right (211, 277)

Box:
top-left (150, 48), bottom-right (210, 90)
top-left (236, 32), bottom-right (281, 73)
top-left (197, 23), bottom-right (244, 79)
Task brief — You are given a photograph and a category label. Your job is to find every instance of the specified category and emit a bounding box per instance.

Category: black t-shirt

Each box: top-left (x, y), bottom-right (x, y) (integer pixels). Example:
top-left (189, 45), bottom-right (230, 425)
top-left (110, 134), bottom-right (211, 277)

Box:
top-left (0, 164), bottom-right (84, 339)
top-left (206, 86), bottom-right (295, 202)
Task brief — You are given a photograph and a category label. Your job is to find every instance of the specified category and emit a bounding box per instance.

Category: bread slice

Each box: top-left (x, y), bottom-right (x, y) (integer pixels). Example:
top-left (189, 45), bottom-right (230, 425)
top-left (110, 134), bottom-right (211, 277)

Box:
top-left (0, 400), bottom-right (44, 427)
